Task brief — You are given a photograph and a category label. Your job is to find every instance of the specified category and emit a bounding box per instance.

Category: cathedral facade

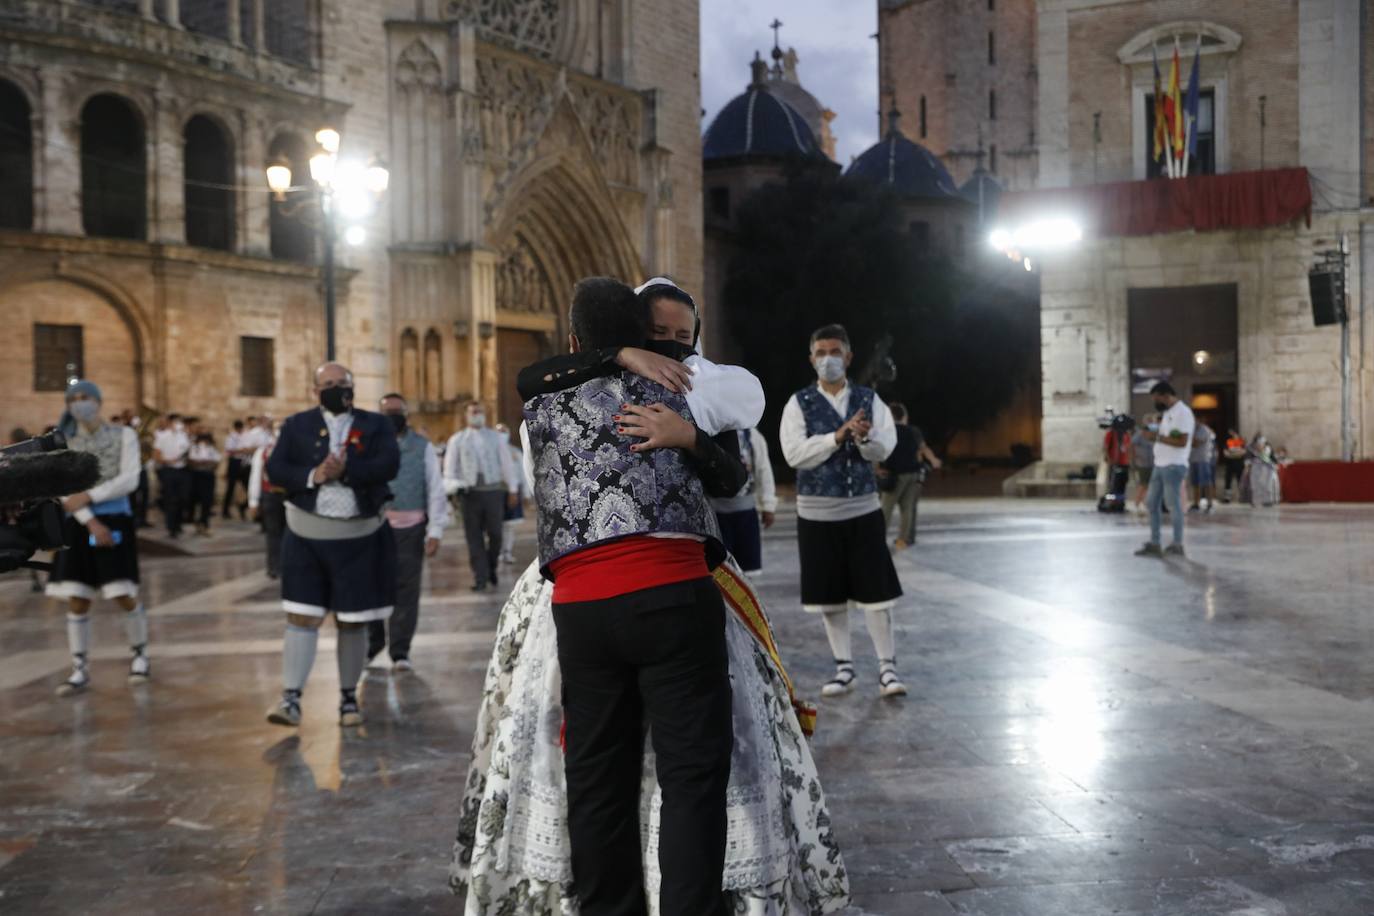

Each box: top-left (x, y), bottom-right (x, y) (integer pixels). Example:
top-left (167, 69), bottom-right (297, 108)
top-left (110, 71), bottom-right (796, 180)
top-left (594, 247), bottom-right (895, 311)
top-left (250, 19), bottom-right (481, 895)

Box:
top-left (0, 0), bottom-right (701, 437)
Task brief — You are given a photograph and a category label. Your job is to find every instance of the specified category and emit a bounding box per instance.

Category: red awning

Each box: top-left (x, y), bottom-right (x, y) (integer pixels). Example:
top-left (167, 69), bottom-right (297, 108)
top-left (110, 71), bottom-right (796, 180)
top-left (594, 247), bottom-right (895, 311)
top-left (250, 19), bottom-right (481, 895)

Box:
top-left (997, 168), bottom-right (1312, 238)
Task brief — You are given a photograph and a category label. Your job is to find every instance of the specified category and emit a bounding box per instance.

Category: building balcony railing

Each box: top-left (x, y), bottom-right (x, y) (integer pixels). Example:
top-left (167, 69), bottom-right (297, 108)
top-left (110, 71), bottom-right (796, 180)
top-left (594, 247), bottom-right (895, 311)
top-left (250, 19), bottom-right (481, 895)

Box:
top-left (998, 168), bottom-right (1313, 240)
top-left (0, 0), bottom-right (320, 95)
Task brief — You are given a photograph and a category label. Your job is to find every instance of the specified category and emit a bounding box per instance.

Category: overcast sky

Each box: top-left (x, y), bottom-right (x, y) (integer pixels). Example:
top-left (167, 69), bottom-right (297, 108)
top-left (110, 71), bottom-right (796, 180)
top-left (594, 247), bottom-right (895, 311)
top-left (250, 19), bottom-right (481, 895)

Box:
top-left (699, 0), bottom-right (879, 166)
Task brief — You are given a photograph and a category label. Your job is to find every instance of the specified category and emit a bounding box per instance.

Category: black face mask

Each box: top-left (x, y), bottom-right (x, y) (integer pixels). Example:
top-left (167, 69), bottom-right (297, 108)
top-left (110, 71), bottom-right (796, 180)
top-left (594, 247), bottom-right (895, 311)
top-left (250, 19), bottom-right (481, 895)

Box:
top-left (319, 386), bottom-right (353, 414)
top-left (387, 413), bottom-right (407, 434)
top-left (643, 339), bottom-right (697, 363)
top-left (1152, 399), bottom-right (1168, 412)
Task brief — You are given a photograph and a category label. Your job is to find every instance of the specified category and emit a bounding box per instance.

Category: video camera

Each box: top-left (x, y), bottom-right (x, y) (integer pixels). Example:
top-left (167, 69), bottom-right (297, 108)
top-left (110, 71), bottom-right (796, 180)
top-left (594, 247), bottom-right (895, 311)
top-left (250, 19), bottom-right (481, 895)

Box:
top-left (0, 431), bottom-right (100, 574)
top-left (1096, 406), bottom-right (1136, 434)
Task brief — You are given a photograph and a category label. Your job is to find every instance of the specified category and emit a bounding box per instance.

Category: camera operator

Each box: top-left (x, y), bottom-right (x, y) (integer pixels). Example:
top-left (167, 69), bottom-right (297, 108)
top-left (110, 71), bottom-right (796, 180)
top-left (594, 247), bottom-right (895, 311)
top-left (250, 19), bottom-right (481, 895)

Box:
top-left (47, 380), bottom-right (150, 696)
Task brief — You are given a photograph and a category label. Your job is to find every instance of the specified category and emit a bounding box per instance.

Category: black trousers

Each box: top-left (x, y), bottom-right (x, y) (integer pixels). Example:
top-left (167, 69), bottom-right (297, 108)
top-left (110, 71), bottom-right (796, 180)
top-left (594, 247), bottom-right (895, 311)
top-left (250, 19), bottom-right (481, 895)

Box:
top-left (133, 468), bottom-right (150, 526)
top-left (157, 467), bottom-right (192, 535)
top-left (261, 490), bottom-right (286, 577)
top-left (368, 523), bottom-right (426, 661)
top-left (461, 489), bottom-right (505, 586)
top-left (552, 577), bottom-right (733, 916)
top-left (192, 469), bottom-right (216, 527)
top-left (222, 457), bottom-right (248, 517)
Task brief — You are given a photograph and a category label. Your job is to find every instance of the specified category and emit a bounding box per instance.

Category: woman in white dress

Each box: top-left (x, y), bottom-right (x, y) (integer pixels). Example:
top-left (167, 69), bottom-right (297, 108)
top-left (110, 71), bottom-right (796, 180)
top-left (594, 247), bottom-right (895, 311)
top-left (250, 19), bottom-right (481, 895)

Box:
top-left (448, 557), bottom-right (849, 916)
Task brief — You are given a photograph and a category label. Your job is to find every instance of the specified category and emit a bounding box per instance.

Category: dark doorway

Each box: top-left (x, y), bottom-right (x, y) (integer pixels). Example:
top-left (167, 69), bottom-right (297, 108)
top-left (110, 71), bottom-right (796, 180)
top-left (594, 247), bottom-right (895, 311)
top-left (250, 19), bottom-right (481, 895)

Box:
top-left (496, 328), bottom-right (546, 434)
top-left (184, 115), bottom-right (235, 250)
top-left (0, 80), bottom-right (33, 230)
top-left (1127, 283), bottom-right (1238, 435)
top-left (81, 94), bottom-right (147, 240)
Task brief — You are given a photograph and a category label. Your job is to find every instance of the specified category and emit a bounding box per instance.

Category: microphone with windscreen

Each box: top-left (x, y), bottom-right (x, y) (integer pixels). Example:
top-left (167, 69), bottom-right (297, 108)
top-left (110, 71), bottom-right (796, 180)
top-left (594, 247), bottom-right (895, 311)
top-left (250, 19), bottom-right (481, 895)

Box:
top-left (0, 433), bottom-right (103, 574)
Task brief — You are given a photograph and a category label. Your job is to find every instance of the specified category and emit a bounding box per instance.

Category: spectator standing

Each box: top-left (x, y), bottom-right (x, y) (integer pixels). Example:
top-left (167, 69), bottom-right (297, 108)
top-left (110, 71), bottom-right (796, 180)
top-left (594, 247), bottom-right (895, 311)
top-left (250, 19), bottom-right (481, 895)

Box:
top-left (494, 423), bottom-right (527, 566)
top-left (1135, 382), bottom-right (1195, 557)
top-left (1101, 418), bottom-right (1133, 506)
top-left (1189, 420), bottom-right (1217, 513)
top-left (708, 427), bottom-right (778, 575)
top-left (222, 419), bottom-right (252, 520)
top-left (188, 427), bottom-right (222, 536)
top-left (879, 403), bottom-right (941, 550)
top-left (1249, 435), bottom-right (1281, 506)
top-left (444, 402), bottom-right (518, 592)
top-left (368, 393), bottom-right (449, 672)
top-left (153, 413), bottom-right (192, 538)
top-left (247, 422), bottom-right (286, 579)
top-left (1131, 414), bottom-right (1156, 513)
top-left (1221, 430), bottom-right (1247, 503)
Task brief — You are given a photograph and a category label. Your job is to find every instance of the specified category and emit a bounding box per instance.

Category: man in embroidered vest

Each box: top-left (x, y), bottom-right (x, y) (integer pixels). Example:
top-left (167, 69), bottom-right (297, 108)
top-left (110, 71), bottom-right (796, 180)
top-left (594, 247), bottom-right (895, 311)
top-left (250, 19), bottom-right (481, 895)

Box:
top-left (367, 393), bottom-right (449, 673)
top-left (265, 362), bottom-right (400, 729)
top-left (781, 324), bottom-right (907, 700)
top-left (522, 277), bottom-right (763, 916)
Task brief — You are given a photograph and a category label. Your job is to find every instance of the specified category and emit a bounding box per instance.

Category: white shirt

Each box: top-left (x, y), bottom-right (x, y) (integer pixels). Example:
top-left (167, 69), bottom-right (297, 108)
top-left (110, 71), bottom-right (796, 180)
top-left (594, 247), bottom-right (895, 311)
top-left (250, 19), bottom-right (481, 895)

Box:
top-left (241, 426), bottom-right (273, 452)
top-left (247, 445), bottom-right (268, 509)
top-left (445, 427), bottom-right (518, 494)
top-left (153, 427), bottom-right (190, 467)
top-left (386, 439), bottom-right (451, 541)
top-left (1153, 400), bottom-right (1196, 467)
top-left (224, 430), bottom-right (246, 456)
top-left (188, 442), bottom-right (222, 467)
top-left (710, 428), bottom-right (778, 515)
top-left (780, 380), bottom-right (897, 522)
top-left (519, 353), bottom-right (767, 494)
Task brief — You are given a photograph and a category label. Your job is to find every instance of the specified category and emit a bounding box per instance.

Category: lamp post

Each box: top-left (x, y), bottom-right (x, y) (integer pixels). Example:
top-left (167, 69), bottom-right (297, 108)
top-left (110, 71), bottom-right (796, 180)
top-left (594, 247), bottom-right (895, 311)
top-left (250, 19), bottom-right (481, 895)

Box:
top-left (266, 127), bottom-right (388, 361)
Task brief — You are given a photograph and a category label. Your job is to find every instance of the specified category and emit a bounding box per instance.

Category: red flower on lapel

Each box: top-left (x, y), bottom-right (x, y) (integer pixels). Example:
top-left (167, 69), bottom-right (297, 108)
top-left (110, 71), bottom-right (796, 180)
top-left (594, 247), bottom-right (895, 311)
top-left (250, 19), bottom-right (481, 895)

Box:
top-left (347, 428), bottom-right (365, 454)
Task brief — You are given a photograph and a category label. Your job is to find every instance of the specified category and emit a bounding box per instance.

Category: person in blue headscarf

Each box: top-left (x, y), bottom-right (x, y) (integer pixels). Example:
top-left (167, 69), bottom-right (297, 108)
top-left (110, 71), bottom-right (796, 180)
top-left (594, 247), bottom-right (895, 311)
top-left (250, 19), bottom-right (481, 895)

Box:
top-left (48, 379), bottom-right (150, 696)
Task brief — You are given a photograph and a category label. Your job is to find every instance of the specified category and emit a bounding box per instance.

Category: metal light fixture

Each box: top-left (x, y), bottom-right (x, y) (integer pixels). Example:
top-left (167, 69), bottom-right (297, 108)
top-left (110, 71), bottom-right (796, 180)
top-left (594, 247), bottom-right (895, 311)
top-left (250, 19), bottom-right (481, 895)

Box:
top-left (315, 127), bottom-right (341, 154)
top-left (265, 158), bottom-right (293, 200)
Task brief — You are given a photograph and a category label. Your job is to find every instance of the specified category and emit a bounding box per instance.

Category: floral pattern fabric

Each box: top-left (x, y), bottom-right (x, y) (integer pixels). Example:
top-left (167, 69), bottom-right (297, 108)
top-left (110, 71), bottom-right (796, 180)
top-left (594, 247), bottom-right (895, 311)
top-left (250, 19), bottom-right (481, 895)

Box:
top-left (449, 559), bottom-right (849, 915)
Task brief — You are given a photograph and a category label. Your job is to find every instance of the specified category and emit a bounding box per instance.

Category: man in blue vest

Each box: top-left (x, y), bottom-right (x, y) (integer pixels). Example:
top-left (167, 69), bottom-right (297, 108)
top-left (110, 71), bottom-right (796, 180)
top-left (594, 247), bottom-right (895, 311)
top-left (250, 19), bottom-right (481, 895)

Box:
top-left (368, 393), bottom-right (449, 673)
top-left (781, 324), bottom-right (906, 699)
top-left (265, 362), bottom-right (400, 728)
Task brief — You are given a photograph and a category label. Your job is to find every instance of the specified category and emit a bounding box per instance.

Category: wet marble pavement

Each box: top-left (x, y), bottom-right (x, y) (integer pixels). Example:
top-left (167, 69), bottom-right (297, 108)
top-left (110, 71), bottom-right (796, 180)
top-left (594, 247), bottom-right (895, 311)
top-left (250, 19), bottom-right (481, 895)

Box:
top-left (3, 500), bottom-right (1374, 914)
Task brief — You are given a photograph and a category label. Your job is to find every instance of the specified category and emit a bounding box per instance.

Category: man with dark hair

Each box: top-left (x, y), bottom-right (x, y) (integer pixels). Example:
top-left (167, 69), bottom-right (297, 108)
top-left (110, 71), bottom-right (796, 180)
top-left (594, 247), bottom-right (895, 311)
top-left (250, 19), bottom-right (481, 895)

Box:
top-left (519, 276), bottom-right (763, 916)
top-left (1135, 381), bottom-right (1195, 558)
top-left (369, 392), bottom-right (449, 672)
top-left (879, 401), bottom-right (941, 549)
top-left (153, 412), bottom-right (191, 538)
top-left (781, 323), bottom-right (906, 700)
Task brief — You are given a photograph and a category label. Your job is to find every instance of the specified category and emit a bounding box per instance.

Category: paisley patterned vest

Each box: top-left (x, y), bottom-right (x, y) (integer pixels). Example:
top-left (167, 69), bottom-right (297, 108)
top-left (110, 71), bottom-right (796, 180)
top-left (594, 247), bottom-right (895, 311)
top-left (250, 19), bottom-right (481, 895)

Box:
top-left (794, 383), bottom-right (878, 499)
top-left (524, 372), bottom-right (722, 578)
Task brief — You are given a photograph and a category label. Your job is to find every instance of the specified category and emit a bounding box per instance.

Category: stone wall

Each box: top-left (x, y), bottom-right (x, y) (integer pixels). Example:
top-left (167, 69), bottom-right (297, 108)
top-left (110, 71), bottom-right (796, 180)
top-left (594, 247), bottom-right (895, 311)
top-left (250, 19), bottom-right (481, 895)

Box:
top-left (1038, 211), bottom-right (1370, 463)
top-left (879, 0), bottom-right (1038, 190)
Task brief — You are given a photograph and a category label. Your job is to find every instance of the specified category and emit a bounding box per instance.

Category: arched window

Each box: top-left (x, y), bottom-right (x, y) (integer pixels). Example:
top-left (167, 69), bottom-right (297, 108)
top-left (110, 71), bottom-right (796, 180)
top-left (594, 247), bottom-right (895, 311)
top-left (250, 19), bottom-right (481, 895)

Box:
top-left (181, 0), bottom-right (231, 40)
top-left (0, 80), bottom-right (34, 230)
top-left (81, 94), bottom-right (146, 240)
top-left (268, 132), bottom-right (315, 263)
top-left (184, 115), bottom-right (235, 250)
top-left (424, 328), bottom-right (442, 402)
top-left (399, 328), bottom-right (420, 401)
top-left (266, 0), bottom-right (313, 65)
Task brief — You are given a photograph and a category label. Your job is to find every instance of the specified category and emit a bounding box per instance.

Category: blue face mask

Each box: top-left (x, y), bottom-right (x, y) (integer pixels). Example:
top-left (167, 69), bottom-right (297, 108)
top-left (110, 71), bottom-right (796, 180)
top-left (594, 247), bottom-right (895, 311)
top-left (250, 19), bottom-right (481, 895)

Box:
top-left (70, 400), bottom-right (101, 423)
top-left (814, 355), bottom-right (846, 384)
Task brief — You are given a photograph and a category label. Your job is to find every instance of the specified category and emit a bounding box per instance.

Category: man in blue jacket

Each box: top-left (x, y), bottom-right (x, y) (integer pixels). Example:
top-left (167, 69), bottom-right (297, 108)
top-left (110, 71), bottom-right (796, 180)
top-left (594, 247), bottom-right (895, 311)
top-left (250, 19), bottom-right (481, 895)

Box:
top-left (265, 362), bottom-right (400, 728)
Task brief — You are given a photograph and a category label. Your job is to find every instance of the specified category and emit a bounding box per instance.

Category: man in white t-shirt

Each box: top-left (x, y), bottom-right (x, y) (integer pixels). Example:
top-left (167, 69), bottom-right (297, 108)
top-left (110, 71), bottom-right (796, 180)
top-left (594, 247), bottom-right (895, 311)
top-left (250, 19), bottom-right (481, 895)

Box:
top-left (1135, 381), bottom-right (1195, 557)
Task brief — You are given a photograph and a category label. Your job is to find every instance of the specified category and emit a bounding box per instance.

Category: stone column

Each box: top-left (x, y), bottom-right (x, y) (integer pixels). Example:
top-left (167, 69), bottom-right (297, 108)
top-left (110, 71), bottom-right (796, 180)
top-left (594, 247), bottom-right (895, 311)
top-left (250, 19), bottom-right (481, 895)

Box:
top-left (448, 247), bottom-right (499, 404)
top-left (240, 118), bottom-right (270, 257)
top-left (37, 76), bottom-right (82, 235)
top-left (163, 0), bottom-right (180, 28)
top-left (150, 94), bottom-right (185, 244)
top-left (251, 0), bottom-right (266, 52)
top-left (138, 0), bottom-right (154, 19)
top-left (226, 0), bottom-right (241, 45)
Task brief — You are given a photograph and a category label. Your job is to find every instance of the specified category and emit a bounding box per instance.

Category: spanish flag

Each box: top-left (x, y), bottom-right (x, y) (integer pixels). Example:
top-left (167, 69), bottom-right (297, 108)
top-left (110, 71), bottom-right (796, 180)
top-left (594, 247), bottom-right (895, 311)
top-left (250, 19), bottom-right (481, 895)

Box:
top-left (1152, 46), bottom-right (1167, 164)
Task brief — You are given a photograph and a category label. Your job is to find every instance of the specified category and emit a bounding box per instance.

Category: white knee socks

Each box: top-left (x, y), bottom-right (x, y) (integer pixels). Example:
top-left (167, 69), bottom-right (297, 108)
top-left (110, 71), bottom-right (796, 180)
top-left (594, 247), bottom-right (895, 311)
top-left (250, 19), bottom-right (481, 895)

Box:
top-left (820, 609), bottom-right (852, 662)
top-left (282, 624), bottom-right (319, 693)
top-left (336, 626), bottom-right (367, 689)
top-left (863, 606), bottom-right (896, 664)
top-left (66, 613), bottom-right (90, 667)
top-left (124, 604), bottom-right (148, 655)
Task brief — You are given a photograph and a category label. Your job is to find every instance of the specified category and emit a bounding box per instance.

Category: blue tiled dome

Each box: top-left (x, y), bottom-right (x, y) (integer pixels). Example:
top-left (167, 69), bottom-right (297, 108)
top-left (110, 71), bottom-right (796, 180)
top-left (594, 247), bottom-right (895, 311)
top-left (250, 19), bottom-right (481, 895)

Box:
top-left (704, 56), bottom-right (819, 161)
top-left (960, 168), bottom-right (1003, 223)
top-left (845, 116), bottom-right (960, 200)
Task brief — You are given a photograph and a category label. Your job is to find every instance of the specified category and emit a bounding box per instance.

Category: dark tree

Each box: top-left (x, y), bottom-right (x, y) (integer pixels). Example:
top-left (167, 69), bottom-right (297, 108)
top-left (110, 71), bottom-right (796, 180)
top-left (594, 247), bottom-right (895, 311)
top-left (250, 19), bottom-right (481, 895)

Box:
top-left (722, 160), bottom-right (1036, 464)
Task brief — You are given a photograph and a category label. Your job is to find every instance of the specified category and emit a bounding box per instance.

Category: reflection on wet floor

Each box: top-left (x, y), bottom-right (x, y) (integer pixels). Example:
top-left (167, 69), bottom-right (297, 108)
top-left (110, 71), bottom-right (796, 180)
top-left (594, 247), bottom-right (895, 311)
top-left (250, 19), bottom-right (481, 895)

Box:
top-left (3, 501), bottom-right (1374, 914)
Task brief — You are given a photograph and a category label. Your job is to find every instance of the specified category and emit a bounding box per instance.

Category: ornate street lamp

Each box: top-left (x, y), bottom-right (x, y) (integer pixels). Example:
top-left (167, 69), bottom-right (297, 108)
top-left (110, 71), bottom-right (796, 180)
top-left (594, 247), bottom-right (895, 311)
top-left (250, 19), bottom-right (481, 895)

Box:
top-left (265, 127), bottom-right (388, 360)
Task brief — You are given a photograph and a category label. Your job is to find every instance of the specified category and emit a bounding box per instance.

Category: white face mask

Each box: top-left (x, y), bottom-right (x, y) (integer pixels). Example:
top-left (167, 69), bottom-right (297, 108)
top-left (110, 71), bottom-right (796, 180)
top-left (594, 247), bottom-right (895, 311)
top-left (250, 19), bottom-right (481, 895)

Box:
top-left (70, 400), bottom-right (101, 423)
top-left (173, 421), bottom-right (186, 432)
top-left (467, 413), bottom-right (486, 429)
top-left (814, 355), bottom-right (846, 384)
